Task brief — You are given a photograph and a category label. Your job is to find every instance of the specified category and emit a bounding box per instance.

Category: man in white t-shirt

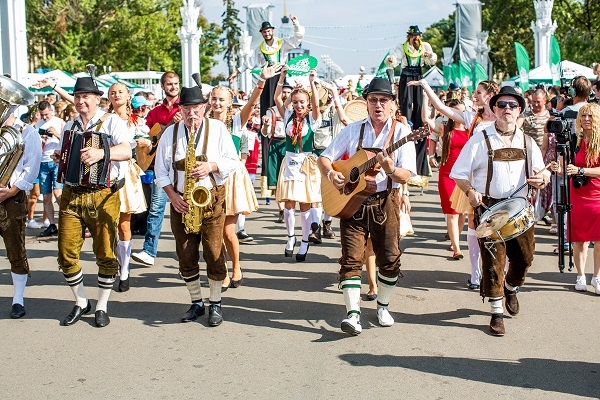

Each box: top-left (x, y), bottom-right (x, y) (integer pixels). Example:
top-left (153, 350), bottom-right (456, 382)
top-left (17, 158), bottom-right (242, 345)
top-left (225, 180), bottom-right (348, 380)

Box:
top-left (35, 100), bottom-right (65, 237)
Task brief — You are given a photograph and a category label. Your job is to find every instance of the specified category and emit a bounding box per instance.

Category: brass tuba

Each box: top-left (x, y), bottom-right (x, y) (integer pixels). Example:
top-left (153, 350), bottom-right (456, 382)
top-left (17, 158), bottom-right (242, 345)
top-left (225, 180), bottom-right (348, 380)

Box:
top-left (0, 75), bottom-right (34, 185)
top-left (182, 118), bottom-right (212, 234)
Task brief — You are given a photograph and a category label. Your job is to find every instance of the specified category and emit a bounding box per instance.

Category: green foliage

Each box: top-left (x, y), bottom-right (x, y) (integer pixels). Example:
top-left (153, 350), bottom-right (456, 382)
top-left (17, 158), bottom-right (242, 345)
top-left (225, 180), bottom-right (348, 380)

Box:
top-left (220, 0), bottom-right (243, 76)
top-left (422, 0), bottom-right (600, 79)
top-left (26, 0), bottom-right (223, 82)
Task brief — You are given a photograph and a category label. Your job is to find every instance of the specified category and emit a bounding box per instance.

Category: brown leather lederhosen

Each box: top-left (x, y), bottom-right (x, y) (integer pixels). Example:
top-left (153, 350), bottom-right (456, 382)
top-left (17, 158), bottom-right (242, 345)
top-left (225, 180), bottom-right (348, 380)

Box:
top-left (338, 120), bottom-right (402, 281)
top-left (476, 129), bottom-right (536, 299)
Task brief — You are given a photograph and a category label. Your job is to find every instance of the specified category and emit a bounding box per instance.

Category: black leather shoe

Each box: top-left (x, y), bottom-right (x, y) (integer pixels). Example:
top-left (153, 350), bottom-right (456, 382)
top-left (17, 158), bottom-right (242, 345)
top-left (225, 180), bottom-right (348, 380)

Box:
top-left (62, 300), bottom-right (91, 326)
top-left (117, 278), bottom-right (130, 292)
top-left (38, 223), bottom-right (58, 237)
top-left (95, 310), bottom-right (110, 327)
top-left (208, 303), bottom-right (223, 326)
top-left (181, 303), bottom-right (206, 322)
top-left (10, 303), bottom-right (26, 319)
top-left (296, 240), bottom-right (309, 262)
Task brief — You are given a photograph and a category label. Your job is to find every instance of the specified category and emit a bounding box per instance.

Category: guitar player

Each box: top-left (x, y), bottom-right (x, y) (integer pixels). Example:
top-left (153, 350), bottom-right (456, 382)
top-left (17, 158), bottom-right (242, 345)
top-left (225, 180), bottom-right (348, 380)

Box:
top-left (131, 72), bottom-right (182, 266)
top-left (317, 77), bottom-right (416, 336)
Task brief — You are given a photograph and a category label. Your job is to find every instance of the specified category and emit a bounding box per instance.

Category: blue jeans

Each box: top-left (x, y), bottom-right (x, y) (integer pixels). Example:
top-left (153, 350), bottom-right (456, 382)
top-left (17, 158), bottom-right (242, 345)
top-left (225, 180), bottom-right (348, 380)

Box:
top-left (142, 179), bottom-right (168, 257)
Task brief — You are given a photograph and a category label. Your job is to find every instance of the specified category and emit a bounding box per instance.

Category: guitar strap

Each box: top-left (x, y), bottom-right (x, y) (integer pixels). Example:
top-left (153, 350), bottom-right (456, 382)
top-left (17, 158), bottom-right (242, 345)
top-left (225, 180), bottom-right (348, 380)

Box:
top-left (357, 120), bottom-right (397, 191)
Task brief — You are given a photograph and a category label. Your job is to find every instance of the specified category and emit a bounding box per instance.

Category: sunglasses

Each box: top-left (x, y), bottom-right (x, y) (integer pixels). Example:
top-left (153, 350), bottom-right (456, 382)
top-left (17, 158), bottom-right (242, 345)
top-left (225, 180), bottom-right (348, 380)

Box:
top-left (496, 101), bottom-right (520, 109)
top-left (367, 97), bottom-right (391, 105)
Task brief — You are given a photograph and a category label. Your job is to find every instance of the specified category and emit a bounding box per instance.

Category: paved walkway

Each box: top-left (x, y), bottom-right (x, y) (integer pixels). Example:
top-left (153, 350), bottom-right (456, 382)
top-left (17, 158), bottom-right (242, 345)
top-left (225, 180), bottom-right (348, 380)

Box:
top-left (0, 173), bottom-right (598, 399)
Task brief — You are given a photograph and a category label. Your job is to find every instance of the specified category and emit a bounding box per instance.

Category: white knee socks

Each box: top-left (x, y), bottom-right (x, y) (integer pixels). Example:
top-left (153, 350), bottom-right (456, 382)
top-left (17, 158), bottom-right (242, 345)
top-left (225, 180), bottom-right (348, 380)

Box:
top-left (208, 278), bottom-right (222, 303)
top-left (310, 206), bottom-right (323, 226)
top-left (341, 277), bottom-right (361, 318)
top-left (299, 210), bottom-right (311, 254)
top-left (467, 228), bottom-right (481, 285)
top-left (117, 239), bottom-right (132, 281)
top-left (323, 211), bottom-right (333, 222)
top-left (284, 208), bottom-right (296, 250)
top-left (490, 297), bottom-right (503, 314)
top-left (377, 272), bottom-right (398, 308)
top-left (11, 272), bottom-right (27, 306)
top-left (237, 214), bottom-right (246, 232)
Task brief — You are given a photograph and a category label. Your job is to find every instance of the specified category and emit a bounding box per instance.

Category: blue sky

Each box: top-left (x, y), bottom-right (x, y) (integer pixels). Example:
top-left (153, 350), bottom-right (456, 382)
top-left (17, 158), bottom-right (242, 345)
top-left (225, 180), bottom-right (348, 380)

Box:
top-left (200, 0), bottom-right (457, 76)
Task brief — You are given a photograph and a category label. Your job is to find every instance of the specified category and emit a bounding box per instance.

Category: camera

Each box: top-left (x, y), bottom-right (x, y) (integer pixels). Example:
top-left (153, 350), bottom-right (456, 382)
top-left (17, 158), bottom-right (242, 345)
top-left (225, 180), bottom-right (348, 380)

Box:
top-left (547, 110), bottom-right (577, 145)
top-left (38, 128), bottom-right (49, 136)
top-left (572, 174), bottom-right (589, 189)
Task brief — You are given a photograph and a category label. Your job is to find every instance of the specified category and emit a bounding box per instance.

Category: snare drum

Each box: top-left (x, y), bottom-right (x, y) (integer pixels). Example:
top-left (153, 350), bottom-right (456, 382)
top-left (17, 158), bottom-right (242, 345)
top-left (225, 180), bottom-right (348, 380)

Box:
top-left (479, 197), bottom-right (535, 243)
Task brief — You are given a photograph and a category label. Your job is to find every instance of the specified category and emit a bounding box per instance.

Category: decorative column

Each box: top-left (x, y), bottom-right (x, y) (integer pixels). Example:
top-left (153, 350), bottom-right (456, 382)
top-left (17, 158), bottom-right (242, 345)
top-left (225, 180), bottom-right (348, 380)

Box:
top-left (238, 29), bottom-right (253, 94)
top-left (177, 0), bottom-right (202, 88)
top-left (0, 0), bottom-right (28, 82)
top-left (531, 0), bottom-right (557, 68)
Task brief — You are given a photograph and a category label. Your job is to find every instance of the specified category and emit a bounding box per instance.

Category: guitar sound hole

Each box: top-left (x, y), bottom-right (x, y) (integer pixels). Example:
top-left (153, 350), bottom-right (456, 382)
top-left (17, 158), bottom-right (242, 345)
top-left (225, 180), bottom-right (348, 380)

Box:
top-left (349, 167), bottom-right (359, 183)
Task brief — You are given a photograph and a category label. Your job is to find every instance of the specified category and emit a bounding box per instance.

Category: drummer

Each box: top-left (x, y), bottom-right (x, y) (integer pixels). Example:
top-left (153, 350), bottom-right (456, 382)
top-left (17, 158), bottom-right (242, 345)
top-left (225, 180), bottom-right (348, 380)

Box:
top-left (450, 86), bottom-right (550, 336)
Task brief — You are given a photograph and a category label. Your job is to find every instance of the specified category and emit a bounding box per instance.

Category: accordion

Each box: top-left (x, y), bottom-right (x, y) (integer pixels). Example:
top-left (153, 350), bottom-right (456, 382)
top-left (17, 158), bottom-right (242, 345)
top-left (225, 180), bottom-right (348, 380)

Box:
top-left (57, 130), bottom-right (111, 188)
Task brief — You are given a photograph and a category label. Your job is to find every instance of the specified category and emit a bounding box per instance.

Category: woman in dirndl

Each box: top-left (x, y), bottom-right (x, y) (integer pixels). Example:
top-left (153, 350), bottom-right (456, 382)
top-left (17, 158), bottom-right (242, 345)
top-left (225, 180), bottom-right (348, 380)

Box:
top-left (207, 66), bottom-right (274, 288)
top-left (108, 83), bottom-right (148, 292)
top-left (274, 67), bottom-right (322, 262)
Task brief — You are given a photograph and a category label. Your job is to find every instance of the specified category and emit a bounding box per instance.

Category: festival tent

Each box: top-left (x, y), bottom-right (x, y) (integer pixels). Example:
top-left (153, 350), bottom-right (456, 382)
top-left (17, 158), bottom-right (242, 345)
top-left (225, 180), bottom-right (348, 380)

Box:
top-left (423, 66), bottom-right (445, 88)
top-left (504, 60), bottom-right (596, 85)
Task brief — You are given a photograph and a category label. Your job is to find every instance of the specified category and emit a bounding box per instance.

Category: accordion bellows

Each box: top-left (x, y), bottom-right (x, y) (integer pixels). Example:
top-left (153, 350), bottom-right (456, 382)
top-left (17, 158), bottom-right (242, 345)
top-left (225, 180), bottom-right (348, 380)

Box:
top-left (58, 130), bottom-right (111, 189)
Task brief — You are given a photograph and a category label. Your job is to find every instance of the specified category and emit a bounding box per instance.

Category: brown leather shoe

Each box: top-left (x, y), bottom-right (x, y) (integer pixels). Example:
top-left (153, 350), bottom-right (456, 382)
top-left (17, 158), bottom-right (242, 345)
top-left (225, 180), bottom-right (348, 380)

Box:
top-left (504, 287), bottom-right (519, 316)
top-left (489, 313), bottom-right (505, 336)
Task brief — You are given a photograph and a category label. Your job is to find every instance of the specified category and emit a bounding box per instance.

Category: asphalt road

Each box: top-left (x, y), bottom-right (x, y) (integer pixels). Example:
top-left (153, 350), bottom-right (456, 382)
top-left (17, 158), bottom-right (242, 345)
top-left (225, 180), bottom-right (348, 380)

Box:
top-left (1, 173), bottom-right (598, 399)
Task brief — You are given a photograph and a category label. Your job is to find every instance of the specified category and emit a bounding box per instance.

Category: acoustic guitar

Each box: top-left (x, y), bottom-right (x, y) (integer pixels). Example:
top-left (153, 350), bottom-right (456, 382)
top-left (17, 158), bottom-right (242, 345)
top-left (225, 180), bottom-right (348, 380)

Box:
top-left (321, 126), bottom-right (429, 220)
top-left (135, 122), bottom-right (173, 170)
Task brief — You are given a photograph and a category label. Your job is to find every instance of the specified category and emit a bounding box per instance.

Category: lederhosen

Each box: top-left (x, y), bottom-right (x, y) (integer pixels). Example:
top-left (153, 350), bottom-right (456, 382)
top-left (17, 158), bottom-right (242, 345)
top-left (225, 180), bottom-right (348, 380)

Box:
top-left (169, 119), bottom-right (227, 282)
top-left (58, 116), bottom-right (123, 279)
top-left (266, 107), bottom-right (286, 189)
top-left (475, 130), bottom-right (536, 299)
top-left (338, 121), bottom-right (402, 281)
top-left (0, 125), bottom-right (29, 276)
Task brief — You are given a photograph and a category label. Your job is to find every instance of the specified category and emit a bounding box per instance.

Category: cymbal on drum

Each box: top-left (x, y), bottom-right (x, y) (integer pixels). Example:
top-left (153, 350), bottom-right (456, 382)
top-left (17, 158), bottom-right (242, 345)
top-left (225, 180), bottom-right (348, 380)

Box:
top-left (475, 211), bottom-right (510, 239)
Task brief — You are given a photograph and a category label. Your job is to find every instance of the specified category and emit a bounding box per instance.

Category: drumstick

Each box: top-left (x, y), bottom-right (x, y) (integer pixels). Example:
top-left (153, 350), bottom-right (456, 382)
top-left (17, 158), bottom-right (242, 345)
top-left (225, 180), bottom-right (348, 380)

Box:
top-left (508, 162), bottom-right (552, 198)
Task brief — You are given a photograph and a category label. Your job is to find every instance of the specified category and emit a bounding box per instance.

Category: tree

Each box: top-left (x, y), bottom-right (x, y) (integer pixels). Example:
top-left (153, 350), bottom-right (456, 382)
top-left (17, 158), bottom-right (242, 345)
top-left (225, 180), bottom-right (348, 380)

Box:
top-left (220, 0), bottom-right (243, 77)
top-left (25, 0), bottom-right (223, 82)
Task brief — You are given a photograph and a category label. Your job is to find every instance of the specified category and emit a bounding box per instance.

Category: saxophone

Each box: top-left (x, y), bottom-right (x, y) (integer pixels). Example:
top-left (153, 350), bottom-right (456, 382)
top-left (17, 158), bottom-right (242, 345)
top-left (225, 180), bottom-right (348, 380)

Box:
top-left (182, 118), bottom-right (212, 234)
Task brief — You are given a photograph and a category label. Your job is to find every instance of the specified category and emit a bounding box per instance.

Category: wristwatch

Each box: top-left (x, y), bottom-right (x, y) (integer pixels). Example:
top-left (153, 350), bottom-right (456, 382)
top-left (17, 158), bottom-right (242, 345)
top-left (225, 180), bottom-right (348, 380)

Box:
top-left (578, 167), bottom-right (585, 175)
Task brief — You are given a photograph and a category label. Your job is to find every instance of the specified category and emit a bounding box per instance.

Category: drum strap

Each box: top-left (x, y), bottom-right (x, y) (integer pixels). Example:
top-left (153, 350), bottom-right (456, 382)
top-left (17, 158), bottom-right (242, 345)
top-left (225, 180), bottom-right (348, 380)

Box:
top-left (482, 129), bottom-right (530, 198)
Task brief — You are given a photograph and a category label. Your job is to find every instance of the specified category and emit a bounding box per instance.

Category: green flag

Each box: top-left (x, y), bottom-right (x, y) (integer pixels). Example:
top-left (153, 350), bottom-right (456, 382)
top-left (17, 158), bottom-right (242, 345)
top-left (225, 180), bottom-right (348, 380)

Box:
top-left (472, 62), bottom-right (488, 91)
top-left (375, 51), bottom-right (392, 78)
top-left (550, 35), bottom-right (561, 86)
top-left (443, 64), bottom-right (453, 90)
top-left (451, 63), bottom-right (461, 87)
top-left (457, 60), bottom-right (473, 88)
top-left (356, 79), bottom-right (363, 97)
top-left (514, 42), bottom-right (530, 90)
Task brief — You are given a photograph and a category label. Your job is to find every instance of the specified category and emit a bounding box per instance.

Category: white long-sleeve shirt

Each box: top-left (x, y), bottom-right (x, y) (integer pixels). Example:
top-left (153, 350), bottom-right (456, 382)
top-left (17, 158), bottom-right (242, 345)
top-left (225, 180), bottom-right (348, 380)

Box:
top-left (154, 118), bottom-right (239, 193)
top-left (320, 117), bottom-right (417, 192)
top-left (62, 109), bottom-right (135, 182)
top-left (239, 25), bottom-right (305, 72)
top-left (8, 123), bottom-right (42, 192)
top-left (450, 125), bottom-right (550, 199)
top-left (391, 41), bottom-right (437, 70)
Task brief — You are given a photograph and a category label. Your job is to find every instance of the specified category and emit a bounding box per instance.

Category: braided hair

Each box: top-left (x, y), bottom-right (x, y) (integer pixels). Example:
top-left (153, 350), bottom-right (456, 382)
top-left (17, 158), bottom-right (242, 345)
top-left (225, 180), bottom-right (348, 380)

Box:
top-left (207, 86), bottom-right (236, 132)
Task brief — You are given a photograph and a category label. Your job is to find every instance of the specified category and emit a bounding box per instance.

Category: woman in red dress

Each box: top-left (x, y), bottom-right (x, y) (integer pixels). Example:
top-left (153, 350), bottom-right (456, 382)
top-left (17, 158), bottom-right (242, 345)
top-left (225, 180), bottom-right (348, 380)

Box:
top-left (423, 98), bottom-right (467, 259)
top-left (558, 103), bottom-right (600, 294)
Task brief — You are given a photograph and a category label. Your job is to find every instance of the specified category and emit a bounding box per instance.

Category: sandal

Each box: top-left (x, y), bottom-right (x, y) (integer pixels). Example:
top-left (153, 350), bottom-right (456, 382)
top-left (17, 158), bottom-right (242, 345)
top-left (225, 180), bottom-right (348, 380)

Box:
top-left (452, 252), bottom-right (464, 260)
top-left (366, 292), bottom-right (378, 301)
top-left (549, 224), bottom-right (558, 234)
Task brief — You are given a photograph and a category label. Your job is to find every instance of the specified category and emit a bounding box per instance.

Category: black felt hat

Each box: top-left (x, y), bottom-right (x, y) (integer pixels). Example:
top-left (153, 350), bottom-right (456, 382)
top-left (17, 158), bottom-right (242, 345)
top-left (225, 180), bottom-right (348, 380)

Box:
top-left (489, 86), bottom-right (526, 111)
top-left (362, 77), bottom-right (395, 100)
top-left (259, 21), bottom-right (275, 32)
top-left (176, 86), bottom-right (207, 106)
top-left (71, 77), bottom-right (104, 96)
top-left (407, 25), bottom-right (423, 35)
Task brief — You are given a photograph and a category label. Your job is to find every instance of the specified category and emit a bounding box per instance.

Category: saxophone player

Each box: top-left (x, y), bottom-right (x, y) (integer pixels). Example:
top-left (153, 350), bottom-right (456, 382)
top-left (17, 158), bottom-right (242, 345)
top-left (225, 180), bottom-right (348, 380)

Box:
top-left (0, 76), bottom-right (42, 319)
top-left (154, 84), bottom-right (238, 326)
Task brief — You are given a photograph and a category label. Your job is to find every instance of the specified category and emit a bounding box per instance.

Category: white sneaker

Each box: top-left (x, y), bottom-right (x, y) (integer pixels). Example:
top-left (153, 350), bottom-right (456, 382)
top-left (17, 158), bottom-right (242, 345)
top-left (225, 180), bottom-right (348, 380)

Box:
top-left (377, 307), bottom-right (395, 327)
top-left (131, 251), bottom-right (155, 266)
top-left (591, 277), bottom-right (600, 295)
top-left (575, 275), bottom-right (587, 291)
top-left (26, 219), bottom-right (40, 229)
top-left (341, 316), bottom-right (362, 335)
top-left (42, 219), bottom-right (51, 228)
